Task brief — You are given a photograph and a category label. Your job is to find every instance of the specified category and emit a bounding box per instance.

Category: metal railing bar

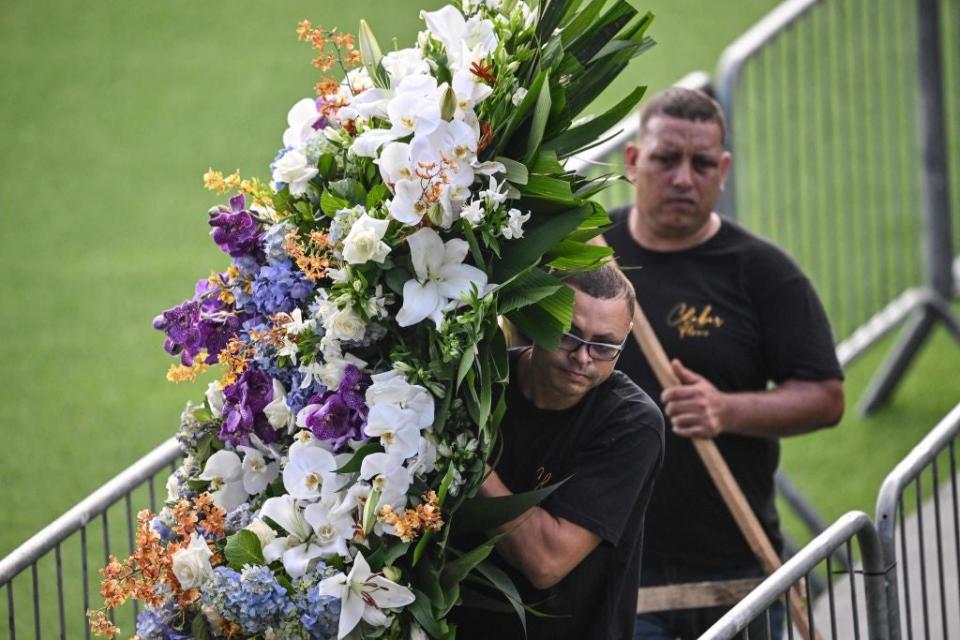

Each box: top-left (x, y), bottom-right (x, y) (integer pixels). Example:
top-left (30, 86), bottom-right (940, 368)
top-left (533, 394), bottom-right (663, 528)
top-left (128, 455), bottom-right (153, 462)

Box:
top-left (31, 563), bottom-right (39, 640)
top-left (915, 478), bottom-right (930, 639)
top-left (825, 553), bottom-right (837, 640)
top-left (835, 287), bottom-right (933, 369)
top-left (101, 512), bottom-right (114, 626)
top-left (847, 539), bottom-right (860, 640)
top-left (899, 497), bottom-right (913, 640)
top-left (0, 438), bottom-right (181, 586)
top-left (785, 591), bottom-right (795, 640)
top-left (55, 544), bottom-right (64, 640)
top-left (148, 473), bottom-right (157, 513)
top-left (701, 511), bottom-right (885, 640)
top-left (125, 493), bottom-right (138, 623)
top-left (931, 459), bottom-right (948, 637)
top-left (951, 440), bottom-right (960, 623)
top-left (7, 581), bottom-right (15, 640)
top-left (81, 525), bottom-right (89, 640)
top-left (804, 571), bottom-right (814, 640)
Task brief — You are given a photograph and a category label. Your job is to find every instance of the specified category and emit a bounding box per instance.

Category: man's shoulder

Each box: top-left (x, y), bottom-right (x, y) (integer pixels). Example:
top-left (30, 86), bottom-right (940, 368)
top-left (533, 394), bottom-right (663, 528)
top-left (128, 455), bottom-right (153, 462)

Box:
top-left (596, 370), bottom-right (665, 438)
top-left (720, 218), bottom-right (805, 275)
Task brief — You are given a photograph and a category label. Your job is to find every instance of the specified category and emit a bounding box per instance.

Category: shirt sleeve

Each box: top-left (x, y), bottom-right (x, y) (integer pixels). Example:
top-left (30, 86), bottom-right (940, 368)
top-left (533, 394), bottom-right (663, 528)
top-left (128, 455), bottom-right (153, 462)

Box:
top-left (542, 406), bottom-right (664, 546)
top-left (752, 269), bottom-right (844, 384)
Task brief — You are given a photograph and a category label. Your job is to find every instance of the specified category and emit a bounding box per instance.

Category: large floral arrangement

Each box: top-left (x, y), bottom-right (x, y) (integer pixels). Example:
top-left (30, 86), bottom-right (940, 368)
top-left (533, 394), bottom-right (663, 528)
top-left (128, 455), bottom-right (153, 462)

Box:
top-left (89, 1), bottom-right (652, 638)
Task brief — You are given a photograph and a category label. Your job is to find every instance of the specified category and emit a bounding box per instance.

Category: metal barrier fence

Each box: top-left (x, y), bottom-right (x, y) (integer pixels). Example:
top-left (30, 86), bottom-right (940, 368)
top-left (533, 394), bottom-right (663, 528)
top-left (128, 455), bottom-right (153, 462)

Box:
top-left (0, 439), bottom-right (182, 639)
top-left (705, 401), bottom-right (960, 640)
top-left (876, 402), bottom-right (960, 639)
top-left (701, 511), bottom-right (891, 640)
top-left (714, 0), bottom-right (960, 415)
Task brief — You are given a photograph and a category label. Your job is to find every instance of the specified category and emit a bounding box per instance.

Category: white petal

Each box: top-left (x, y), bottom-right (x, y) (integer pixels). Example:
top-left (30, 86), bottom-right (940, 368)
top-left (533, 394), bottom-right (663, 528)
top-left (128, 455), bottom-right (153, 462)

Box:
top-left (337, 590), bottom-right (365, 639)
top-left (437, 262), bottom-right (487, 300)
top-left (396, 279), bottom-right (441, 327)
top-left (406, 227), bottom-right (445, 279)
top-left (368, 575), bottom-right (416, 608)
top-left (214, 480), bottom-right (248, 512)
top-left (351, 128), bottom-right (401, 158)
top-left (199, 450), bottom-right (242, 482)
top-left (282, 541), bottom-right (326, 579)
top-left (442, 237), bottom-right (470, 265)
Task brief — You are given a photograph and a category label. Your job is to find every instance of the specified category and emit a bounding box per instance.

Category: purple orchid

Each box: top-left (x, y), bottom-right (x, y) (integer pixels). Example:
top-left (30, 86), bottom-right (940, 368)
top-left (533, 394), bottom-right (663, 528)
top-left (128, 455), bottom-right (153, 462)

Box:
top-left (153, 278), bottom-right (242, 366)
top-left (208, 194), bottom-right (264, 260)
top-left (219, 369), bottom-right (277, 446)
top-left (298, 366), bottom-right (371, 450)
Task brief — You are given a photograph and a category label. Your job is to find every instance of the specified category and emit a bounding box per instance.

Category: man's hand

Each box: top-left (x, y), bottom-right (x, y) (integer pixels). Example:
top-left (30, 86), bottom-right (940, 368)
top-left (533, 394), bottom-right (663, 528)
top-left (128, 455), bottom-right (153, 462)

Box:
top-left (661, 359), bottom-right (729, 439)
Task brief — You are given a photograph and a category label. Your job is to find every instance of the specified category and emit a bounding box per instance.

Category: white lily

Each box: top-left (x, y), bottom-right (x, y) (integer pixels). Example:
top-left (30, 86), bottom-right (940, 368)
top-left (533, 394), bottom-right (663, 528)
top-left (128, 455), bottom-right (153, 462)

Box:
top-left (396, 228), bottom-right (488, 328)
top-left (263, 379), bottom-right (296, 433)
top-left (282, 444), bottom-right (338, 500)
top-left (260, 495), bottom-right (326, 578)
top-left (237, 445), bottom-right (280, 495)
top-left (317, 552), bottom-right (416, 639)
top-left (198, 450), bottom-right (247, 512)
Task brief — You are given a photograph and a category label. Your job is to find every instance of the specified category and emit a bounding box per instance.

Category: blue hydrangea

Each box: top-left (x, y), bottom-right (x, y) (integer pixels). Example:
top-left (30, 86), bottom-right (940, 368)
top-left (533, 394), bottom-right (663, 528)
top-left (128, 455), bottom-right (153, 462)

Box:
top-left (251, 260), bottom-right (314, 316)
top-left (294, 581), bottom-right (341, 640)
top-left (232, 565), bottom-right (297, 633)
top-left (264, 221), bottom-right (296, 265)
top-left (287, 369), bottom-right (326, 415)
top-left (224, 503), bottom-right (254, 533)
top-left (135, 601), bottom-right (190, 640)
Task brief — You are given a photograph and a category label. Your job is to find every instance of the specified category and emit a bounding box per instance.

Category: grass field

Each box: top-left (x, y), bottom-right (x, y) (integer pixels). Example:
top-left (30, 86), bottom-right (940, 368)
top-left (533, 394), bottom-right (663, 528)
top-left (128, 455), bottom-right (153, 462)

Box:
top-left (1, 1), bottom-right (958, 633)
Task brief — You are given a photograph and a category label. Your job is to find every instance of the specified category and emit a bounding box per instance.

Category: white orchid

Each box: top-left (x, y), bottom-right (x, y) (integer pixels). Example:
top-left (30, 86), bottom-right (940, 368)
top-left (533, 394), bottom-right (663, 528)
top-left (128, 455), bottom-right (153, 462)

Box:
top-left (237, 445), bottom-right (280, 495)
top-left (364, 404), bottom-right (424, 459)
top-left (281, 444), bottom-right (338, 500)
top-left (396, 228), bottom-right (488, 328)
top-left (260, 495), bottom-right (327, 578)
top-left (205, 381), bottom-right (225, 419)
top-left (198, 450), bottom-right (247, 512)
top-left (272, 149), bottom-right (318, 196)
top-left (263, 379), bottom-right (296, 433)
top-left (366, 370), bottom-right (435, 426)
top-left (360, 452), bottom-right (414, 509)
top-left (302, 493), bottom-right (355, 559)
top-left (377, 142), bottom-right (413, 187)
top-left (283, 98), bottom-right (323, 151)
top-left (342, 213), bottom-right (391, 265)
top-left (317, 552), bottom-right (416, 639)
top-left (421, 6), bottom-right (498, 72)
top-left (382, 48), bottom-right (431, 85)
top-left (501, 207), bottom-right (531, 240)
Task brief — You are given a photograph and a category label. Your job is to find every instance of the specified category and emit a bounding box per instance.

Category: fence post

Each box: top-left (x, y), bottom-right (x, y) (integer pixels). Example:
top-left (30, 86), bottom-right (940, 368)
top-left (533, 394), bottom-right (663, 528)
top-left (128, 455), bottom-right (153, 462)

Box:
top-left (858, 0), bottom-right (960, 414)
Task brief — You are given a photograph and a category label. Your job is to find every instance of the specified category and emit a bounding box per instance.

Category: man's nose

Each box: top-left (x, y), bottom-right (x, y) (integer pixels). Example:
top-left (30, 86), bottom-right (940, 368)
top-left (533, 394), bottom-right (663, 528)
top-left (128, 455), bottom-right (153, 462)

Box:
top-left (570, 342), bottom-right (593, 365)
top-left (671, 160), bottom-right (694, 189)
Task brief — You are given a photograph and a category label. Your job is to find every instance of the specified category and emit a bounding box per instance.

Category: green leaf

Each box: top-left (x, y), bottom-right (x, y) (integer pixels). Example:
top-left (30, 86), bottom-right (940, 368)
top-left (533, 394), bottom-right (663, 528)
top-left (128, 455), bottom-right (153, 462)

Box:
top-left (191, 612), bottom-right (211, 640)
top-left (519, 174), bottom-right (577, 203)
top-left (505, 284), bottom-right (574, 351)
top-left (317, 153), bottom-right (337, 179)
top-left (457, 345), bottom-right (477, 389)
top-left (358, 19), bottom-right (386, 87)
top-left (497, 267), bottom-right (565, 314)
top-left (478, 349), bottom-right (493, 430)
top-left (320, 190), bottom-right (349, 216)
top-left (496, 156), bottom-right (529, 185)
top-left (495, 70), bottom-right (546, 156)
top-left (459, 584), bottom-right (518, 613)
top-left (544, 239), bottom-right (613, 270)
top-left (460, 219), bottom-right (485, 268)
top-left (537, 0), bottom-right (576, 43)
top-left (384, 266), bottom-right (411, 296)
top-left (451, 478), bottom-right (568, 535)
top-left (439, 539), bottom-right (498, 615)
top-left (493, 205), bottom-right (592, 281)
top-left (363, 488), bottom-right (381, 536)
top-left (366, 183), bottom-right (390, 209)
top-left (529, 149), bottom-right (565, 175)
top-left (475, 560), bottom-right (528, 635)
top-left (365, 541), bottom-right (410, 571)
top-left (543, 85), bottom-right (646, 157)
top-left (223, 530), bottom-right (265, 570)
top-left (559, 0), bottom-right (605, 46)
top-left (524, 70), bottom-right (552, 163)
top-left (410, 588), bottom-right (449, 640)
top-left (565, 0), bottom-right (637, 65)
top-left (329, 178), bottom-right (367, 206)
top-left (334, 442), bottom-right (384, 473)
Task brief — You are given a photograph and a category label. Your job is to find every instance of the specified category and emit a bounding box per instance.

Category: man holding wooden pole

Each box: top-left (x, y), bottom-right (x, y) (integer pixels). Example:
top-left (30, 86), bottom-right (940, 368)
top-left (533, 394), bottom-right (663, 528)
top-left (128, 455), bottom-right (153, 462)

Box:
top-left (603, 87), bottom-right (845, 639)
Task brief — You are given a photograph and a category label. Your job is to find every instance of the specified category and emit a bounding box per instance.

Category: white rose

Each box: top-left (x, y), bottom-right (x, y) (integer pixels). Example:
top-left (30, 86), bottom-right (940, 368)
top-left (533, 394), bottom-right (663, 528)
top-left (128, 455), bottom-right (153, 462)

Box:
top-left (165, 473), bottom-right (181, 502)
top-left (326, 307), bottom-right (367, 342)
top-left (245, 518), bottom-right (278, 549)
top-left (205, 381), bottom-right (224, 419)
top-left (271, 149), bottom-right (318, 196)
top-left (171, 533), bottom-right (213, 589)
top-left (342, 214), bottom-right (391, 264)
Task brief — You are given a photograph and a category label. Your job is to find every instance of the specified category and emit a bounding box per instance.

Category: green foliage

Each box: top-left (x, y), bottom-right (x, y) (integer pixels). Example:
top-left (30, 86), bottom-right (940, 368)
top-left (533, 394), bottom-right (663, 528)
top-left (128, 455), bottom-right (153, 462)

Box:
top-left (224, 530), bottom-right (265, 570)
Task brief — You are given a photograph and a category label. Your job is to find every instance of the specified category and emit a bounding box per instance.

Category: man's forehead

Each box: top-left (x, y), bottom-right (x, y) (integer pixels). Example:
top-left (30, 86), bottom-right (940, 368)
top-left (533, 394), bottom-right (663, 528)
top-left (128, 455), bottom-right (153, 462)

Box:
top-left (640, 115), bottom-right (723, 150)
top-left (571, 290), bottom-right (631, 337)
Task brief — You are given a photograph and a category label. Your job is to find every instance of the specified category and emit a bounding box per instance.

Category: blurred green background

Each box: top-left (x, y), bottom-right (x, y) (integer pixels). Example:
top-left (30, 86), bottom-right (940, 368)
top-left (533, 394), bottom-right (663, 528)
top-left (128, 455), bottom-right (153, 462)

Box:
top-left (2, 0), bottom-right (958, 582)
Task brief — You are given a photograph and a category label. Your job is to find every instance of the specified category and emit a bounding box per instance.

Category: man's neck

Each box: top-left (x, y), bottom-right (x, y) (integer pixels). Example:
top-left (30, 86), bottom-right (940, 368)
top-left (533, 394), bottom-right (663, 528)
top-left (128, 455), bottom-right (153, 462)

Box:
top-left (518, 349), bottom-right (584, 411)
top-left (629, 208), bottom-right (722, 252)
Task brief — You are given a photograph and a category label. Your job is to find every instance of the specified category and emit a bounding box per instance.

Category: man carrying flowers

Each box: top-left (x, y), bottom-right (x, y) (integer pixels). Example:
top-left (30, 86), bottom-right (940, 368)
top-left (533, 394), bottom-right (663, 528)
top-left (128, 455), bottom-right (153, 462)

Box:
top-left (454, 265), bottom-right (665, 640)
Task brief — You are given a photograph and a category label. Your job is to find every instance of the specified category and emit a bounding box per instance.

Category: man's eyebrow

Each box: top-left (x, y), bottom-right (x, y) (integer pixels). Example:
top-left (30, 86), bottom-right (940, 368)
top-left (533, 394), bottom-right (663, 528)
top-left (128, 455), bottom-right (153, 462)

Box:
top-left (571, 323), bottom-right (619, 343)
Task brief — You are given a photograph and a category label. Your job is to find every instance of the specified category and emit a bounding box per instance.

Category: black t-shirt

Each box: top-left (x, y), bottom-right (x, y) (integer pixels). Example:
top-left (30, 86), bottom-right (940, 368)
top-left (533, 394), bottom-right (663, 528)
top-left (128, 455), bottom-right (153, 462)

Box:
top-left (603, 207), bottom-right (843, 571)
top-left (455, 349), bottom-right (664, 640)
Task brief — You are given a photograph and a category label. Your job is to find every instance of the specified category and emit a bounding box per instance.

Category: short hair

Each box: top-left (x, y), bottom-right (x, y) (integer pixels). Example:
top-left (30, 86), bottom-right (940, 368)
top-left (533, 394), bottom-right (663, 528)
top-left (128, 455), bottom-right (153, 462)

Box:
top-left (638, 87), bottom-right (727, 145)
top-left (563, 264), bottom-right (636, 318)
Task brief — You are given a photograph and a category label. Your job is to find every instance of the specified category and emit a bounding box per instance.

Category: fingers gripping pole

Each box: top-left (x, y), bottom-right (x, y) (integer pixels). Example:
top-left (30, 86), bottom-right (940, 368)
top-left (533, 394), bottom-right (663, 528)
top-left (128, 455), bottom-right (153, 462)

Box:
top-left (598, 238), bottom-right (819, 639)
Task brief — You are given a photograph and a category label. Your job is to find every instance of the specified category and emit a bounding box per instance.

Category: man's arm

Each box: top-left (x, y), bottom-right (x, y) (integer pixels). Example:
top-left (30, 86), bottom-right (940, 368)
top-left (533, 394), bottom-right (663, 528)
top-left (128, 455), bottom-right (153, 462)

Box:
top-left (662, 359), bottom-right (844, 439)
top-left (479, 468), bottom-right (601, 590)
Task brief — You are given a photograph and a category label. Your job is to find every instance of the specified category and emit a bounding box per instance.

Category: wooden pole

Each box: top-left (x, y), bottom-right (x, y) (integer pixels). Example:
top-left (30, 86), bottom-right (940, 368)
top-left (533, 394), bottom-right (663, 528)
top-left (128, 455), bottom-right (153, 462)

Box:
top-left (598, 239), bottom-right (819, 639)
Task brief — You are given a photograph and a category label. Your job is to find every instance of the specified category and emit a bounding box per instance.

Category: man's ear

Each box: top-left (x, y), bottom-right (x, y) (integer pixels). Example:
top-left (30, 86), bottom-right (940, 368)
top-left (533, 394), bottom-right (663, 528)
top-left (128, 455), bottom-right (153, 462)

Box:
top-left (719, 150), bottom-right (732, 191)
top-left (624, 143), bottom-right (640, 182)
